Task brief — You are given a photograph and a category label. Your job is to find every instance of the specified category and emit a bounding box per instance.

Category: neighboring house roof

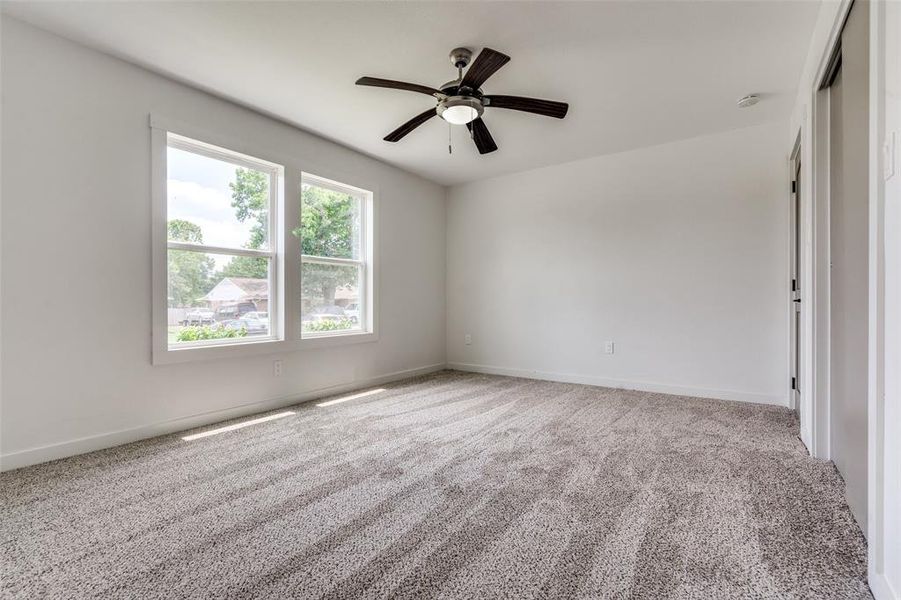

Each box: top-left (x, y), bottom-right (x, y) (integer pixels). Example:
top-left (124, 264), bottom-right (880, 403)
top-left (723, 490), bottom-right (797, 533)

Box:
top-left (205, 277), bottom-right (359, 305)
top-left (225, 277), bottom-right (269, 298)
top-left (202, 277), bottom-right (269, 303)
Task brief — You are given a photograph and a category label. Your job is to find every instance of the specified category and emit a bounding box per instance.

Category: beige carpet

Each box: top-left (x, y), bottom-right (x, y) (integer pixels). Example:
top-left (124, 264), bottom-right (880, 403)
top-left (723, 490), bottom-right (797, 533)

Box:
top-left (0, 371), bottom-right (870, 599)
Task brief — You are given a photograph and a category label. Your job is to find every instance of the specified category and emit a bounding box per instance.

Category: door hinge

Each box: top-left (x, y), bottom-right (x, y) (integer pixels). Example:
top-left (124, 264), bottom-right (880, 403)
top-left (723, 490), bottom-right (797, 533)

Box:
top-left (791, 376), bottom-right (797, 390)
top-left (791, 180), bottom-right (797, 194)
top-left (791, 278), bottom-right (797, 292)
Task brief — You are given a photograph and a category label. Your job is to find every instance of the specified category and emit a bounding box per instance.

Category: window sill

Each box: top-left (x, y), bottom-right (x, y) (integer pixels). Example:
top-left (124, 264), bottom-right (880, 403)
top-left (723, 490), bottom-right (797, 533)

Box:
top-left (152, 331), bottom-right (379, 365)
top-left (153, 337), bottom-right (288, 365)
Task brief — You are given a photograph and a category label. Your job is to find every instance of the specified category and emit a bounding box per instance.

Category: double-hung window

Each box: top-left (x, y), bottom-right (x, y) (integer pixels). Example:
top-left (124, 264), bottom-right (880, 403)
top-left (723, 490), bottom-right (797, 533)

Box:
top-left (299, 174), bottom-right (373, 338)
top-left (163, 133), bottom-right (282, 352)
top-left (151, 118), bottom-right (376, 364)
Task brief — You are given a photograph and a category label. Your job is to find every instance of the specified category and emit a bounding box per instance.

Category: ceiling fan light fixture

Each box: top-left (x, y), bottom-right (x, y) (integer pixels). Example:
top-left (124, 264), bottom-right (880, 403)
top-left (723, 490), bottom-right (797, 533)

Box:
top-left (357, 46), bottom-right (568, 154)
top-left (438, 96), bottom-right (483, 125)
top-left (441, 105), bottom-right (478, 125)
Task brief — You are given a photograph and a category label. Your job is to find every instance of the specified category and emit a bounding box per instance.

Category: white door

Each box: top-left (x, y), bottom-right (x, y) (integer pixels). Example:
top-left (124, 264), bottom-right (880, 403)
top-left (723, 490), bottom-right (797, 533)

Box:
top-left (828, 0), bottom-right (870, 533)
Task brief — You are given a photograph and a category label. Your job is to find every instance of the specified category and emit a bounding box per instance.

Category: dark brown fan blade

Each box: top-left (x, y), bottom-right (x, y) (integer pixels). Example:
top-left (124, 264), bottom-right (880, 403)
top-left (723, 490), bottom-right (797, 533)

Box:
top-left (383, 108), bottom-right (437, 142)
top-left (484, 95), bottom-right (569, 119)
top-left (460, 48), bottom-right (511, 90)
top-left (356, 77), bottom-right (443, 98)
top-left (465, 118), bottom-right (498, 154)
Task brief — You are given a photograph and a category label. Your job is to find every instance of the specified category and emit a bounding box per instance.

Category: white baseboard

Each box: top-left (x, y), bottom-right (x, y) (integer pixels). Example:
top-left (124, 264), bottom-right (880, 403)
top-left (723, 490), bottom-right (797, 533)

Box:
top-left (447, 362), bottom-right (788, 407)
top-left (0, 362), bottom-right (446, 472)
top-left (870, 571), bottom-right (900, 600)
top-left (799, 424), bottom-right (813, 454)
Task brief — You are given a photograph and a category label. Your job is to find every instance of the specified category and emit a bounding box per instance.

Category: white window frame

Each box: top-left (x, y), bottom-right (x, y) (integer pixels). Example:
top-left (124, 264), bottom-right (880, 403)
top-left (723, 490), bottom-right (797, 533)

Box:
top-left (151, 119), bottom-right (286, 364)
top-left (299, 172), bottom-right (376, 345)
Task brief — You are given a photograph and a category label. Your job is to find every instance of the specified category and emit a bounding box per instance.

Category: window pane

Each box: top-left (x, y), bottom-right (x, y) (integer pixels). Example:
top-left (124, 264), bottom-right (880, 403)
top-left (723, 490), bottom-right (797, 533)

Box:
top-left (301, 262), bottom-right (362, 335)
top-left (167, 145), bottom-right (270, 251)
top-left (298, 182), bottom-right (361, 260)
top-left (167, 249), bottom-right (271, 345)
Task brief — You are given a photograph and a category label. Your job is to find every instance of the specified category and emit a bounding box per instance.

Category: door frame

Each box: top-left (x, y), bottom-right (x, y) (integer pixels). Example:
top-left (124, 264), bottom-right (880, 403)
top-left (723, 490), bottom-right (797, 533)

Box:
top-left (864, 1), bottom-right (897, 596)
top-left (789, 138), bottom-right (804, 416)
top-left (804, 0), bottom-right (853, 464)
top-left (790, 0), bottom-right (853, 461)
top-left (796, 0), bottom-right (898, 596)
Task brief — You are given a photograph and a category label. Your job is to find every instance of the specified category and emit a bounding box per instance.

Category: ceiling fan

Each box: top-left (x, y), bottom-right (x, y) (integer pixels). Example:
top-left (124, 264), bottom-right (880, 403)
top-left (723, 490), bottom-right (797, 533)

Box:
top-left (356, 47), bottom-right (569, 155)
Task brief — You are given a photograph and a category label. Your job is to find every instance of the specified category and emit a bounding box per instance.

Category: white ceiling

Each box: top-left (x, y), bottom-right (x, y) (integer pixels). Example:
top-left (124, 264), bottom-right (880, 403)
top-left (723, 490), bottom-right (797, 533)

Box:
top-left (3, 1), bottom-right (819, 186)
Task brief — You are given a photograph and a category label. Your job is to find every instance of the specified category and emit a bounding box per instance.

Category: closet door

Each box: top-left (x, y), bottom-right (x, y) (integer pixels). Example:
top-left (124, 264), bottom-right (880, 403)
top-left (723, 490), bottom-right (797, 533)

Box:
top-left (829, 0), bottom-right (869, 534)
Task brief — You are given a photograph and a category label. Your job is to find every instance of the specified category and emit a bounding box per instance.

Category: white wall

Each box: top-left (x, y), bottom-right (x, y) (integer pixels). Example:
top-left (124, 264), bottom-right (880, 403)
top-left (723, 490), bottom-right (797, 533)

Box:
top-left (447, 122), bottom-right (789, 406)
top-left (0, 18), bottom-right (447, 468)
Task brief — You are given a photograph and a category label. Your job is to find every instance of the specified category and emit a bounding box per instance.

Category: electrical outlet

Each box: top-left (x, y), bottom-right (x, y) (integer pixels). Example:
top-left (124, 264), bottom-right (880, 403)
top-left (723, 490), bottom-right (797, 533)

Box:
top-left (464, 334), bottom-right (472, 345)
top-left (273, 360), bottom-right (283, 377)
top-left (604, 341), bottom-right (615, 355)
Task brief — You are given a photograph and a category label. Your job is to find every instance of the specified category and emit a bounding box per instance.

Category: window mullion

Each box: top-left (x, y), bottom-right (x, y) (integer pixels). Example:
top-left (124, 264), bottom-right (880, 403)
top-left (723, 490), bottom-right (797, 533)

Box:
top-left (300, 255), bottom-right (362, 267)
top-left (168, 241), bottom-right (273, 259)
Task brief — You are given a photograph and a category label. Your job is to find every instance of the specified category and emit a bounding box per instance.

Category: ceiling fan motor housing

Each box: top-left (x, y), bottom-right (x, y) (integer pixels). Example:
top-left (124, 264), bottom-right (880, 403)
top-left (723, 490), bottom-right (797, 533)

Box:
top-left (437, 96), bottom-right (484, 124)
